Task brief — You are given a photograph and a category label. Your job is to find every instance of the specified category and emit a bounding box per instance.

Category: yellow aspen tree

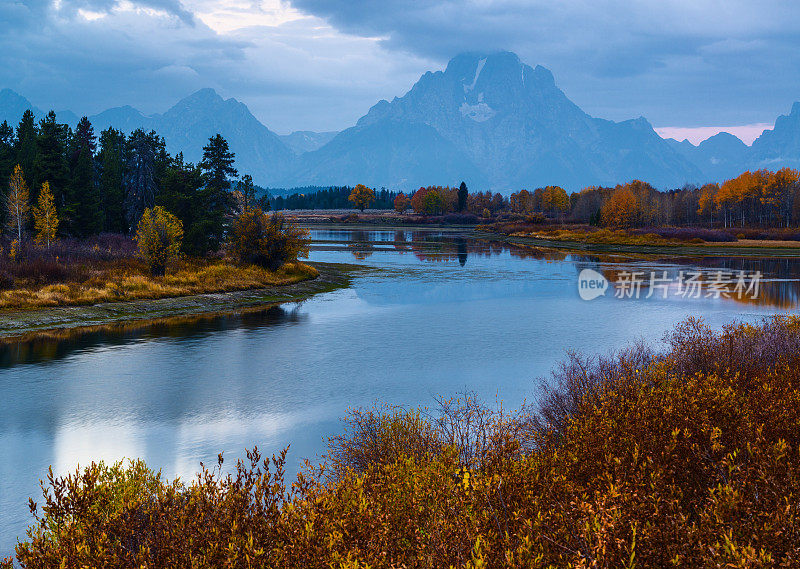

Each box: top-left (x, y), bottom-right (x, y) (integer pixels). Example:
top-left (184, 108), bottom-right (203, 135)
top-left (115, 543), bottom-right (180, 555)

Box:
top-left (6, 164), bottom-right (30, 242)
top-left (33, 181), bottom-right (59, 248)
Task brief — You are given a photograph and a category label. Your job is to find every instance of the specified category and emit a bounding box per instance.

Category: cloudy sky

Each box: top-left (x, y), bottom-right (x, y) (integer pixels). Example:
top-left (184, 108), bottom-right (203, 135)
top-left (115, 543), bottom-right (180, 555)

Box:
top-left (2, 0), bottom-right (798, 142)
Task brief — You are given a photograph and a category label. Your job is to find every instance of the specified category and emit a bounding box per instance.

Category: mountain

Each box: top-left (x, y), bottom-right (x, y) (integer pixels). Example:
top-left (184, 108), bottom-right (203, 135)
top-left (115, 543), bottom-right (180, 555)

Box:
top-left (5, 56), bottom-right (800, 191)
top-left (0, 90), bottom-right (79, 127)
top-left (750, 103), bottom-right (800, 170)
top-left (280, 130), bottom-right (339, 154)
top-left (290, 118), bottom-right (487, 189)
top-left (300, 51), bottom-right (703, 190)
top-left (0, 88), bottom-right (294, 186)
top-left (154, 88), bottom-right (294, 182)
top-left (0, 89), bottom-right (43, 126)
top-left (89, 105), bottom-right (156, 133)
top-left (667, 132), bottom-right (750, 183)
top-left (664, 103), bottom-right (800, 182)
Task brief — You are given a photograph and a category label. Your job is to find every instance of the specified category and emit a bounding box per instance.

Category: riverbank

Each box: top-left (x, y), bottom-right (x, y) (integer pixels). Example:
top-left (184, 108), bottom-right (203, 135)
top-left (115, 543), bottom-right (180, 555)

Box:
top-left (488, 231), bottom-right (800, 258)
top-left (0, 258), bottom-right (321, 310)
top-left (0, 262), bottom-right (357, 341)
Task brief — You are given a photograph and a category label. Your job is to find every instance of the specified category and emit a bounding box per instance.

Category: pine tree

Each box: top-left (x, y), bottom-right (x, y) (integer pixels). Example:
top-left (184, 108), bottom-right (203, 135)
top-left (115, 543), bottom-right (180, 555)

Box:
top-left (68, 117), bottom-right (101, 235)
top-left (200, 134), bottom-right (237, 193)
top-left (98, 128), bottom-right (126, 233)
top-left (155, 153), bottom-right (204, 254)
top-left (458, 181), bottom-right (468, 212)
top-left (15, 110), bottom-right (37, 191)
top-left (235, 174), bottom-right (255, 211)
top-left (124, 129), bottom-right (158, 232)
top-left (0, 121), bottom-right (14, 227)
top-left (33, 181), bottom-right (59, 248)
top-left (0, 120), bottom-right (14, 181)
top-left (34, 111), bottom-right (69, 212)
top-left (6, 164), bottom-right (30, 242)
top-left (194, 134), bottom-right (237, 253)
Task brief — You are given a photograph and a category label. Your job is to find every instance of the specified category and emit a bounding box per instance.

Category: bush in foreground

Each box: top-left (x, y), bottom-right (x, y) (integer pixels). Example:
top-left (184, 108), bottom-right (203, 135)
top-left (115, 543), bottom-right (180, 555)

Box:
top-left (6, 316), bottom-right (800, 568)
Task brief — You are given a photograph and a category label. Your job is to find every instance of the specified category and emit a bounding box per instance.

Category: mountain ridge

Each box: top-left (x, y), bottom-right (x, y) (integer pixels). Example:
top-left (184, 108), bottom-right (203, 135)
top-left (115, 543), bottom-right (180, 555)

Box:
top-left (2, 52), bottom-right (800, 191)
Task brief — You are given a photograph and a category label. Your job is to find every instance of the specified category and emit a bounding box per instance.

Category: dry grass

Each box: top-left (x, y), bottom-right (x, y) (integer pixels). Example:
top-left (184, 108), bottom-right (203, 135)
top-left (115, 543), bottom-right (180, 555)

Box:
top-left (0, 259), bottom-right (318, 310)
top-left (519, 228), bottom-right (679, 246)
top-left (502, 225), bottom-right (800, 249)
top-left (711, 239), bottom-right (800, 248)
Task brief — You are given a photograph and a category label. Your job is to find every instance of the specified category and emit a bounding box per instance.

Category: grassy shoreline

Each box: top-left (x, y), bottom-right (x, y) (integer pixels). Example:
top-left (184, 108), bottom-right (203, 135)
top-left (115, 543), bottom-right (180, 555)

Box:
top-left (0, 262), bottom-right (358, 341)
top-left (485, 230), bottom-right (800, 257)
top-left (0, 259), bottom-right (320, 310)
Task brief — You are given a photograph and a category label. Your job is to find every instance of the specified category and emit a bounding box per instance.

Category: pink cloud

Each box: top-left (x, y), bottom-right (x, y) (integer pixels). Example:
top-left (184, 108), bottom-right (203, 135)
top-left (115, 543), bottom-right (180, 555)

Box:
top-left (655, 123), bottom-right (773, 146)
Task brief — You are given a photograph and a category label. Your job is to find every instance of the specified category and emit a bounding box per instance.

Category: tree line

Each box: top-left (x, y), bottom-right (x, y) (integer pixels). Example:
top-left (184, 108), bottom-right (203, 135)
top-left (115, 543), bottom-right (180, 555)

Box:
top-left (375, 171), bottom-right (800, 228)
top-left (270, 186), bottom-right (400, 211)
top-left (0, 109), bottom-right (263, 255)
top-left (569, 169), bottom-right (800, 228)
top-left (5, 107), bottom-right (800, 237)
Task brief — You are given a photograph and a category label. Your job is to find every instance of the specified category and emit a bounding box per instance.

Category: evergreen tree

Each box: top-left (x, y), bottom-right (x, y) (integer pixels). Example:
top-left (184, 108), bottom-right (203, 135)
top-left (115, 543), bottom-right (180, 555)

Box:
top-left (155, 153), bottom-right (204, 254)
top-left (193, 134), bottom-right (237, 253)
top-left (35, 111), bottom-right (69, 215)
top-left (235, 174), bottom-right (255, 211)
top-left (0, 121), bottom-right (14, 181)
top-left (98, 128), bottom-right (126, 233)
top-left (458, 181), bottom-right (468, 212)
top-left (123, 129), bottom-right (158, 232)
top-left (0, 121), bottom-right (14, 226)
top-left (200, 134), bottom-right (237, 193)
top-left (15, 110), bottom-right (37, 191)
top-left (68, 117), bottom-right (102, 235)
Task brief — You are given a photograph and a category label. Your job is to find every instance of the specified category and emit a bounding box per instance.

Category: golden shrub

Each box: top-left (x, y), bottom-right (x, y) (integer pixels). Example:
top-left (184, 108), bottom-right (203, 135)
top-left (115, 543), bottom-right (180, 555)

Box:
top-left (135, 206), bottom-right (183, 276)
top-left (228, 209), bottom-right (309, 270)
top-left (9, 316), bottom-right (800, 568)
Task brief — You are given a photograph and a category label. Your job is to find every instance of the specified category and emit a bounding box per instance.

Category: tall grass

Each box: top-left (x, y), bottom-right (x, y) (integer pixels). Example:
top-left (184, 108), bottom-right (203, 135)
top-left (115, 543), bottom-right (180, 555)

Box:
top-left (0, 234), bottom-right (318, 309)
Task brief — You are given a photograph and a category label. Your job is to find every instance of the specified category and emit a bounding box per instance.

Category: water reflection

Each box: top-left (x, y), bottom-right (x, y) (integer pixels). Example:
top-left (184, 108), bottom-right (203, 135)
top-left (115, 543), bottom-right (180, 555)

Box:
top-left (0, 304), bottom-right (306, 367)
top-left (310, 228), bottom-right (800, 310)
top-left (2, 228), bottom-right (800, 555)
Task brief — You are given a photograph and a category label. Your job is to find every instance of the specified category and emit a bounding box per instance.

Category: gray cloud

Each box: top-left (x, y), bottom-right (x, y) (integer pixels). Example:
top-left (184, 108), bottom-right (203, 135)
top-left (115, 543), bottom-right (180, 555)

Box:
top-left (0, 1), bottom-right (430, 132)
top-left (1, 0), bottom-right (798, 134)
top-left (289, 0), bottom-right (800, 126)
top-left (53, 0), bottom-right (196, 24)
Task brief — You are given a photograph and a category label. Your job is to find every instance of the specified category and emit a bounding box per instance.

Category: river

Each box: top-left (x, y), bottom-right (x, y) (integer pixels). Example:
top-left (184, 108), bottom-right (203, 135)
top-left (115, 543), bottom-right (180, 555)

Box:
top-left (1, 228), bottom-right (799, 554)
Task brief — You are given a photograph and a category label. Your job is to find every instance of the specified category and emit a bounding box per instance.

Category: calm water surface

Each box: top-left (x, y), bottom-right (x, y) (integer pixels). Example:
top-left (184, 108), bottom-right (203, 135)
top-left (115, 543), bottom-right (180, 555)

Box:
top-left (2, 228), bottom-right (799, 554)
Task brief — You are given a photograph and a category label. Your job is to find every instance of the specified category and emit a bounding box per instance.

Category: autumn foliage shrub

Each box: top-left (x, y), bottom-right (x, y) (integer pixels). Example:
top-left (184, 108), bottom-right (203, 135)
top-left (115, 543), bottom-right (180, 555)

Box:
top-left (135, 206), bottom-right (184, 276)
top-left (228, 209), bottom-right (310, 270)
top-left (8, 316), bottom-right (800, 567)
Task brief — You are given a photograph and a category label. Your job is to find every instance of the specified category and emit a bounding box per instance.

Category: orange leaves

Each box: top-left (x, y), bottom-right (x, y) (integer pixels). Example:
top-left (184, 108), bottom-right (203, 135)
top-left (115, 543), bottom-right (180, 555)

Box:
top-left (601, 186), bottom-right (638, 227)
top-left (410, 186), bottom-right (449, 215)
top-left (393, 192), bottom-right (410, 213)
top-left (348, 184), bottom-right (376, 212)
top-left (33, 181), bottom-right (59, 249)
top-left (10, 316), bottom-right (800, 567)
top-left (228, 209), bottom-right (310, 270)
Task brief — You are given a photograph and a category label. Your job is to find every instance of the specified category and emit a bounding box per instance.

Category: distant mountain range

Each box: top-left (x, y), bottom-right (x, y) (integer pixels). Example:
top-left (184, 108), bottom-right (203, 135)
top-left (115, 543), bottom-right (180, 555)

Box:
top-left (2, 51), bottom-right (800, 192)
